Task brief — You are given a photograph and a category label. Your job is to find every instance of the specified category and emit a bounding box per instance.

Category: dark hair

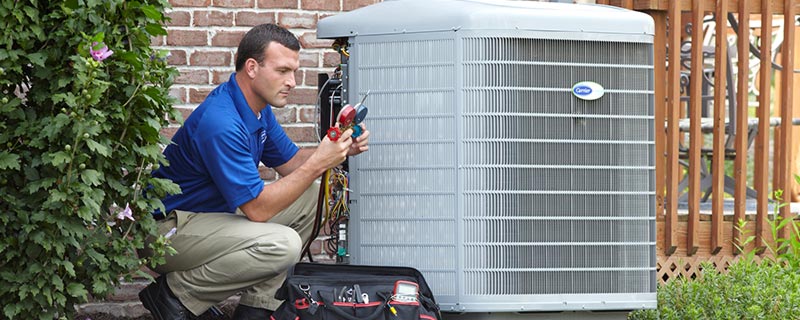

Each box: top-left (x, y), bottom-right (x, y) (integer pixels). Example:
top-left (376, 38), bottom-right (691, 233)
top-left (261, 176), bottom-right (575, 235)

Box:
top-left (235, 23), bottom-right (301, 71)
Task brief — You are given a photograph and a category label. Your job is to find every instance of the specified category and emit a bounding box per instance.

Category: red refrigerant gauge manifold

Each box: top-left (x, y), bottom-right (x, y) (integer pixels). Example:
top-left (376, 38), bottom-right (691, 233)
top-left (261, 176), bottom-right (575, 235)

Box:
top-left (326, 92), bottom-right (369, 142)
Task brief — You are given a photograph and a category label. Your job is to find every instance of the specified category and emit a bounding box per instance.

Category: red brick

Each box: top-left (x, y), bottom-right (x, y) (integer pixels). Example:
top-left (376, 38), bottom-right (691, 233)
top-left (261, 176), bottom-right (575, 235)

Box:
top-left (174, 69), bottom-right (209, 85)
top-left (190, 50), bottom-right (232, 66)
top-left (286, 87), bottom-right (317, 105)
top-left (167, 30), bottom-right (207, 46)
top-left (299, 51), bottom-right (318, 67)
top-left (167, 49), bottom-right (187, 65)
top-left (298, 32), bottom-right (333, 49)
top-left (161, 127), bottom-right (179, 139)
top-left (213, 70), bottom-right (235, 84)
top-left (304, 70), bottom-right (319, 87)
top-left (258, 165), bottom-right (277, 181)
top-left (171, 0), bottom-right (211, 7)
top-left (151, 35), bottom-right (165, 46)
top-left (212, 0), bottom-right (254, 7)
top-left (343, 0), bottom-right (379, 11)
top-left (284, 126), bottom-right (318, 143)
top-left (272, 107), bottom-right (296, 123)
top-left (236, 11), bottom-right (276, 26)
top-left (189, 87), bottom-right (215, 103)
top-left (211, 30), bottom-right (246, 47)
top-left (308, 238), bottom-right (335, 256)
top-left (169, 87), bottom-right (187, 104)
top-left (194, 10), bottom-right (234, 26)
top-left (293, 70), bottom-right (304, 87)
top-left (298, 106), bottom-right (319, 123)
top-left (277, 12), bottom-right (317, 29)
top-left (166, 11), bottom-right (191, 26)
top-left (257, 0), bottom-right (296, 9)
top-left (322, 51), bottom-right (340, 67)
top-left (172, 106), bottom-right (194, 123)
top-left (301, 0), bottom-right (339, 11)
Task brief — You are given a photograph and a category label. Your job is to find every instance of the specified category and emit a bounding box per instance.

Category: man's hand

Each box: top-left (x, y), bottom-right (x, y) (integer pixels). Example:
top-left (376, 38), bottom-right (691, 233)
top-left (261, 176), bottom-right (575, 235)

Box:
top-left (308, 126), bottom-right (354, 172)
top-left (347, 124), bottom-right (370, 157)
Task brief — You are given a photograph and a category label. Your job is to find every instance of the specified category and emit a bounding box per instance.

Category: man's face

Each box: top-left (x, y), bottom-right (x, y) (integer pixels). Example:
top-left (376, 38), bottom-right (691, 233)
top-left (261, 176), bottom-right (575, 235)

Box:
top-left (250, 42), bottom-right (299, 108)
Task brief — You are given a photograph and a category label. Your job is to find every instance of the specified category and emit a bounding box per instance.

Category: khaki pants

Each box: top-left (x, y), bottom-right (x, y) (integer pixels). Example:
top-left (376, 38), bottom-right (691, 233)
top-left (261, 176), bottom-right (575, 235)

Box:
top-left (143, 182), bottom-right (319, 316)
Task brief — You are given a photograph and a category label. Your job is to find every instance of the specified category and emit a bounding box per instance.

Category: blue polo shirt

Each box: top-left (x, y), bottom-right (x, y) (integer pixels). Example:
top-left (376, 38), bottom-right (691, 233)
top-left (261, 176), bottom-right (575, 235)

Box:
top-left (154, 73), bottom-right (299, 214)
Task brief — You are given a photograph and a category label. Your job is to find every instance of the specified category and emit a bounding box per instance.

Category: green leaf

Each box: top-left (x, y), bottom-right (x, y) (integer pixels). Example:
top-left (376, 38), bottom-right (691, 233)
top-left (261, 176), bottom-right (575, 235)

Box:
top-left (23, 7), bottom-right (38, 20)
top-left (92, 279), bottom-right (109, 294)
top-left (85, 139), bottom-right (111, 157)
top-left (47, 189), bottom-right (68, 203)
top-left (0, 152), bottom-right (20, 170)
top-left (145, 23), bottom-right (167, 36)
top-left (140, 5), bottom-right (163, 21)
top-left (80, 169), bottom-right (102, 186)
top-left (62, 260), bottom-right (76, 277)
top-left (85, 248), bottom-right (108, 266)
top-left (27, 53), bottom-right (46, 67)
top-left (63, 0), bottom-right (78, 10)
top-left (150, 177), bottom-right (182, 196)
top-left (3, 303), bottom-right (22, 319)
top-left (25, 177), bottom-right (57, 193)
top-left (91, 32), bottom-right (104, 43)
top-left (51, 274), bottom-right (64, 291)
top-left (66, 283), bottom-right (88, 300)
top-left (47, 151), bottom-right (71, 166)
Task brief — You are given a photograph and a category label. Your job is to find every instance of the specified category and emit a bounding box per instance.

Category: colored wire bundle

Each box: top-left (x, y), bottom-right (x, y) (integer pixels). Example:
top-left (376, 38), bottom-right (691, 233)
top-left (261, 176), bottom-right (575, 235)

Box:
top-left (322, 167), bottom-right (350, 261)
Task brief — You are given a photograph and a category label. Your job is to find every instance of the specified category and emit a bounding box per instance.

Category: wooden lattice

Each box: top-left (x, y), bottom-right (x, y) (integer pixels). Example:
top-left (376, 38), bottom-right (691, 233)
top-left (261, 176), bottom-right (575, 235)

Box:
top-left (656, 254), bottom-right (769, 284)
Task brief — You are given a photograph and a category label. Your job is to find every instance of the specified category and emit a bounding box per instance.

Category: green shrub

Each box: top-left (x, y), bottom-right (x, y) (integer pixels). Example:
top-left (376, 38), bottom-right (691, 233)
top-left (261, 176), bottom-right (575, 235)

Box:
top-left (0, 1), bottom-right (180, 318)
top-left (629, 181), bottom-right (800, 320)
top-left (629, 259), bottom-right (800, 320)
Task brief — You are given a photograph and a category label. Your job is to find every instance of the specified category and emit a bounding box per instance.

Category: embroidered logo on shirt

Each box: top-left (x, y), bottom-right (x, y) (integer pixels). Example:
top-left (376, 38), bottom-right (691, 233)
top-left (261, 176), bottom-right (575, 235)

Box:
top-left (260, 130), bottom-right (267, 144)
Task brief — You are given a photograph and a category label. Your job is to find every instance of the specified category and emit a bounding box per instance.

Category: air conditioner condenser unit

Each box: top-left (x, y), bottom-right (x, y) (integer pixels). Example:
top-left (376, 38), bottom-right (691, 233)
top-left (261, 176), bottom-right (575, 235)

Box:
top-left (317, 0), bottom-right (657, 313)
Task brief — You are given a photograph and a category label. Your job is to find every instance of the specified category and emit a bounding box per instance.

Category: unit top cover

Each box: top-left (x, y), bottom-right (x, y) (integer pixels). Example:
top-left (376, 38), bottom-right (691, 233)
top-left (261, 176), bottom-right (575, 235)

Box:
top-left (317, 0), bottom-right (654, 39)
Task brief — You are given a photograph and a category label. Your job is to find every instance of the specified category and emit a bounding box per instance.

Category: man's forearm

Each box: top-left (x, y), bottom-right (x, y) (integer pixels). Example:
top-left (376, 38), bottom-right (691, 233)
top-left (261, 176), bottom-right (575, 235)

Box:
top-left (275, 147), bottom-right (316, 177)
top-left (239, 162), bottom-right (323, 222)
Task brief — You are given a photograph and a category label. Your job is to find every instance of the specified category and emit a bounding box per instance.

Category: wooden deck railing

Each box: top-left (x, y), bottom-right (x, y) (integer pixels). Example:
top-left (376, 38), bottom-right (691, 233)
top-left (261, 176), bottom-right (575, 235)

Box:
top-left (598, 0), bottom-right (797, 261)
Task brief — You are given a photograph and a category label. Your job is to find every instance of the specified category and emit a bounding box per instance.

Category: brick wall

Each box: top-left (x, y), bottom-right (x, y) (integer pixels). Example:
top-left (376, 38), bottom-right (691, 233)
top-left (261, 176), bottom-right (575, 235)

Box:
top-left (156, 0), bottom-right (381, 260)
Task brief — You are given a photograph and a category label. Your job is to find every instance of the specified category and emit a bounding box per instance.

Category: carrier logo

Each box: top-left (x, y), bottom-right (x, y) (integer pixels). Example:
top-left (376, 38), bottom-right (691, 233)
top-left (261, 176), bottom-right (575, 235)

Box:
top-left (572, 81), bottom-right (605, 101)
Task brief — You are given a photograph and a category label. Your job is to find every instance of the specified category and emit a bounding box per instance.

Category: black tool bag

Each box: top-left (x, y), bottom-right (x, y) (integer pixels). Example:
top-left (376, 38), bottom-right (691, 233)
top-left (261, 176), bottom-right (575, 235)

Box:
top-left (272, 263), bottom-right (441, 320)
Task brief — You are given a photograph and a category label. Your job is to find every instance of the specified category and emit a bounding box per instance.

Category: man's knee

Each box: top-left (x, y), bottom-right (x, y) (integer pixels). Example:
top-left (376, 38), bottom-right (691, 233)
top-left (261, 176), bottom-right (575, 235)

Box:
top-left (252, 225), bottom-right (302, 269)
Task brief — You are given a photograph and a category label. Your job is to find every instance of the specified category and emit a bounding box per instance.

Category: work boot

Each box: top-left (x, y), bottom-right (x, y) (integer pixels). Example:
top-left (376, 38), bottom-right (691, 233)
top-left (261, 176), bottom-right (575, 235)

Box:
top-left (232, 304), bottom-right (273, 320)
top-left (138, 275), bottom-right (190, 320)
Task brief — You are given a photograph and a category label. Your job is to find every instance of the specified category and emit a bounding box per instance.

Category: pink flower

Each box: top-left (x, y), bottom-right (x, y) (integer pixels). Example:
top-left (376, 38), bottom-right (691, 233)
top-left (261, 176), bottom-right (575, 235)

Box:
top-left (90, 42), bottom-right (113, 61)
top-left (116, 203), bottom-right (134, 221)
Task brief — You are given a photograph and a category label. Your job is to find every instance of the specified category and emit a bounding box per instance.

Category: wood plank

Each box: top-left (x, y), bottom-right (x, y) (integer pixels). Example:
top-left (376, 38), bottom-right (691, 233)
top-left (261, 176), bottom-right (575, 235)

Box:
top-left (656, 215), bottom-right (782, 259)
top-left (779, 2), bottom-right (795, 238)
top-left (653, 11), bottom-right (668, 217)
top-left (664, 0), bottom-right (682, 255)
top-left (623, 0), bottom-right (634, 9)
top-left (710, 0), bottom-right (728, 254)
top-left (596, 0), bottom-right (610, 5)
top-left (754, 0), bottom-right (771, 252)
top-left (733, 0), bottom-right (750, 254)
top-left (631, 0), bottom-right (800, 13)
top-left (687, 0), bottom-right (704, 256)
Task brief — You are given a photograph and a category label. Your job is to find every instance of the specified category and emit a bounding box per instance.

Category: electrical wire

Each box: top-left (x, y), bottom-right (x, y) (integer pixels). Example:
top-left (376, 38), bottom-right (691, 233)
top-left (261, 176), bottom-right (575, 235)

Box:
top-left (320, 167), bottom-right (350, 262)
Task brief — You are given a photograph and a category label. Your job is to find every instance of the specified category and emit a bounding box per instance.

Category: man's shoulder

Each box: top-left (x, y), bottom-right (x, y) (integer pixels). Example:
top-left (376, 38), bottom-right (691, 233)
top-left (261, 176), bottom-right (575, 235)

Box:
top-left (193, 87), bottom-right (240, 124)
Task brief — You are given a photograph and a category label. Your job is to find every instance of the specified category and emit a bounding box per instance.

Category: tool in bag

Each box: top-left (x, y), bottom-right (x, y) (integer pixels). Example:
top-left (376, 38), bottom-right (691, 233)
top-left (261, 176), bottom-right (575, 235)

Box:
top-left (272, 263), bottom-right (441, 320)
